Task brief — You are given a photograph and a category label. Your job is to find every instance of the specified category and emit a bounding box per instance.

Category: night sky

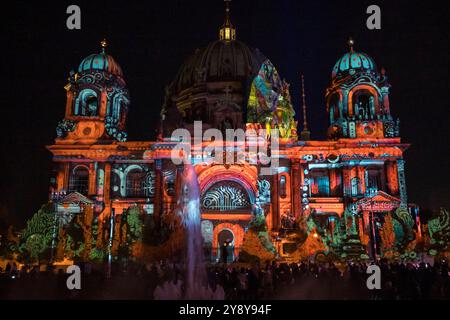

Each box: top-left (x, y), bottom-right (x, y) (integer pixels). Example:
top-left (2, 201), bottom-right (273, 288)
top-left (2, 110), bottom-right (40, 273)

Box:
top-left (2, 0), bottom-right (448, 226)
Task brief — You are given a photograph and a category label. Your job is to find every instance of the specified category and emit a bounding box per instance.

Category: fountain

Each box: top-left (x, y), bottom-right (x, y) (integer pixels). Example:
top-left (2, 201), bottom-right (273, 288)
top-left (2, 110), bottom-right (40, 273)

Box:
top-left (178, 163), bottom-right (206, 298)
top-left (154, 163), bottom-right (224, 300)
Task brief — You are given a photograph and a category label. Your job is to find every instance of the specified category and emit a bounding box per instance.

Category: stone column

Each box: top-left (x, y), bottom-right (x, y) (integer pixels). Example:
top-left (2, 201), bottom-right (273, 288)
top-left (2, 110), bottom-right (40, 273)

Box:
top-left (88, 162), bottom-right (97, 196)
top-left (361, 210), bottom-right (372, 252)
top-left (96, 165), bottom-right (105, 197)
top-left (271, 173), bottom-right (279, 230)
top-left (103, 163), bottom-right (111, 209)
top-left (381, 87), bottom-right (390, 114)
top-left (299, 163), bottom-right (306, 215)
top-left (63, 162), bottom-right (70, 191)
top-left (362, 210), bottom-right (370, 233)
top-left (154, 159), bottom-right (163, 221)
top-left (65, 90), bottom-right (73, 117)
top-left (357, 166), bottom-right (366, 194)
top-left (342, 167), bottom-right (351, 196)
top-left (56, 163), bottom-right (66, 191)
top-left (329, 168), bottom-right (339, 196)
top-left (99, 90), bottom-right (108, 118)
top-left (291, 161), bottom-right (301, 218)
top-left (386, 161), bottom-right (399, 195)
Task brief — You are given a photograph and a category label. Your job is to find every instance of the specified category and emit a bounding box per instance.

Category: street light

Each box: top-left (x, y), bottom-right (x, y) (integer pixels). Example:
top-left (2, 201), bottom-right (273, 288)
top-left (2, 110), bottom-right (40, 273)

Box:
top-left (107, 207), bottom-right (116, 279)
top-left (369, 200), bottom-right (377, 261)
top-left (50, 190), bottom-right (66, 265)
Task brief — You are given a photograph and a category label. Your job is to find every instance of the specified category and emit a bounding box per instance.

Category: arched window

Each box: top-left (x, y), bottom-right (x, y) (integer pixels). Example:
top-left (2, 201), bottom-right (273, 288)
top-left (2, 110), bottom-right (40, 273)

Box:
top-left (75, 89), bottom-right (98, 116)
top-left (126, 169), bottom-right (146, 197)
top-left (109, 94), bottom-right (129, 120)
top-left (202, 181), bottom-right (250, 211)
top-left (353, 90), bottom-right (375, 119)
top-left (310, 170), bottom-right (330, 197)
top-left (351, 177), bottom-right (361, 197)
top-left (143, 172), bottom-right (155, 197)
top-left (110, 171), bottom-right (122, 198)
top-left (68, 166), bottom-right (89, 195)
top-left (279, 175), bottom-right (287, 198)
top-left (329, 94), bottom-right (340, 121)
top-left (85, 96), bottom-right (98, 116)
top-left (366, 168), bottom-right (384, 193)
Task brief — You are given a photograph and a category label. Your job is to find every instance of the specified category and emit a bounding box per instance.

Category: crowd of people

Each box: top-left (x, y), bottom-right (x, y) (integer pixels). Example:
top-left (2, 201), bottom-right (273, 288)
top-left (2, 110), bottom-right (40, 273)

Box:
top-left (205, 260), bottom-right (449, 299)
top-left (0, 259), bottom-right (448, 299)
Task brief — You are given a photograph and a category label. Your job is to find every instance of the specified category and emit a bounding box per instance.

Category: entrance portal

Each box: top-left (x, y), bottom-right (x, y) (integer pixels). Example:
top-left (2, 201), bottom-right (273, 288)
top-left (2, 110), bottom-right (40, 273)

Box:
top-left (217, 229), bottom-right (234, 263)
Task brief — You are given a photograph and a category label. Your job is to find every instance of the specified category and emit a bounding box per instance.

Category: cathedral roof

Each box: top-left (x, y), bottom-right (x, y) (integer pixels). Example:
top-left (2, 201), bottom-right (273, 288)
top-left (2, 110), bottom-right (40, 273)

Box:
top-left (172, 39), bottom-right (267, 92)
top-left (78, 40), bottom-right (123, 77)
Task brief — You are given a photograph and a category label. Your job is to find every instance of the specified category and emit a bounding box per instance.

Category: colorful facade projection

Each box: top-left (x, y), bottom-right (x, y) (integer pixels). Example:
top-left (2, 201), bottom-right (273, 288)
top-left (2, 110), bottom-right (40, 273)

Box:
top-left (247, 60), bottom-right (297, 138)
top-left (12, 11), bottom-right (449, 268)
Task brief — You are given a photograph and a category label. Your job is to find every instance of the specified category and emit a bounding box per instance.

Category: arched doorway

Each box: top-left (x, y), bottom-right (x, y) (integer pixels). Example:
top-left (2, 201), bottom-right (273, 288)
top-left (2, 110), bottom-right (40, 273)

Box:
top-left (197, 165), bottom-right (258, 262)
top-left (217, 229), bottom-right (234, 263)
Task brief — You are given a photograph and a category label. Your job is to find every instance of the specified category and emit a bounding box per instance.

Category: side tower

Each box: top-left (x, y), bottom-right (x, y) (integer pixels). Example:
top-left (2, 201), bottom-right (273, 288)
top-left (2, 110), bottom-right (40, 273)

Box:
top-left (325, 39), bottom-right (407, 207)
top-left (48, 40), bottom-right (133, 205)
top-left (57, 40), bottom-right (129, 144)
top-left (46, 42), bottom-right (159, 263)
top-left (303, 39), bottom-right (413, 260)
top-left (326, 38), bottom-right (399, 141)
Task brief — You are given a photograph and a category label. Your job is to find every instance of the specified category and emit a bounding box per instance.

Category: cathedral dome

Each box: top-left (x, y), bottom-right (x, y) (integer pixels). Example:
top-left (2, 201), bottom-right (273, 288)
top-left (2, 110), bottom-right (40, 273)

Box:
top-left (331, 39), bottom-right (376, 79)
top-left (173, 39), bottom-right (267, 91)
top-left (78, 40), bottom-right (123, 77)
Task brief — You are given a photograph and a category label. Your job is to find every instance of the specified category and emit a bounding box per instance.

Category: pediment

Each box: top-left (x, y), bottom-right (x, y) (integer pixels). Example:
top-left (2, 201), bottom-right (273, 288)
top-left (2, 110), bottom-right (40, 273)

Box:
top-left (357, 190), bottom-right (401, 211)
top-left (59, 192), bottom-right (94, 205)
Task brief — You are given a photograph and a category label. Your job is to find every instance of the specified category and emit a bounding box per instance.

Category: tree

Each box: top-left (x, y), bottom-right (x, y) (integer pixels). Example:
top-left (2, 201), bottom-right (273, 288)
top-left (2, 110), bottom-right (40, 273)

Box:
top-left (126, 206), bottom-right (143, 240)
top-left (240, 214), bottom-right (276, 263)
top-left (19, 203), bottom-right (55, 263)
top-left (290, 228), bottom-right (327, 262)
top-left (24, 234), bottom-right (47, 262)
top-left (427, 207), bottom-right (450, 256)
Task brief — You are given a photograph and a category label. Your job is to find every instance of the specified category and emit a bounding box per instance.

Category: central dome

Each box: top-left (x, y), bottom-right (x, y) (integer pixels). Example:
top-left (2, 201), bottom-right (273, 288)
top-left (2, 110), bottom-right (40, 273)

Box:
top-left (161, 2), bottom-right (297, 139)
top-left (173, 40), bottom-right (267, 92)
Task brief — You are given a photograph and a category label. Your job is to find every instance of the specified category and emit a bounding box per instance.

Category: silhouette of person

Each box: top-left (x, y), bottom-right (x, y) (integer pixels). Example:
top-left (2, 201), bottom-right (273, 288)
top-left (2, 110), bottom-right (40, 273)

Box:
top-left (222, 242), bottom-right (228, 264)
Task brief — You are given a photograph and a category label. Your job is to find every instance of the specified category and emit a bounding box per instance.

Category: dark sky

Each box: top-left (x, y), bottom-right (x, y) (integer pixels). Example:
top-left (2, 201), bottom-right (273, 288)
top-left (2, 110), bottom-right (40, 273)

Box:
top-left (2, 0), bottom-right (449, 226)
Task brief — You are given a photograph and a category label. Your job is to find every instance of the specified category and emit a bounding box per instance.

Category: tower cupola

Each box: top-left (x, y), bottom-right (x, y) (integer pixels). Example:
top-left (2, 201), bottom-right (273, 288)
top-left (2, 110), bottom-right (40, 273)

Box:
top-left (56, 40), bottom-right (130, 143)
top-left (325, 38), bottom-right (399, 140)
top-left (219, 0), bottom-right (236, 41)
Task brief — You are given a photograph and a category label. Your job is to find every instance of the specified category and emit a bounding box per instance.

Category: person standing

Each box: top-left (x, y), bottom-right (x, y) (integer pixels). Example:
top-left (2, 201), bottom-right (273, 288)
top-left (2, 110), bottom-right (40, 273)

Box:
top-left (221, 241), bottom-right (228, 264)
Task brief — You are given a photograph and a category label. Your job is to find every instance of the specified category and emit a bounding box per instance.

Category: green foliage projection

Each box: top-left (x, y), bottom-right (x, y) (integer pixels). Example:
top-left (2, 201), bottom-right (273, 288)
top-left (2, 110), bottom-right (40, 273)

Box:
top-left (19, 203), bottom-right (55, 262)
top-left (248, 213), bottom-right (276, 254)
top-left (126, 206), bottom-right (143, 240)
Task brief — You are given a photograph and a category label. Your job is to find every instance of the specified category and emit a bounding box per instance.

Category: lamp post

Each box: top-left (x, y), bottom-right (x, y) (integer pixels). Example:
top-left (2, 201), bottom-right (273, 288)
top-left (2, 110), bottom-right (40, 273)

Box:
top-left (50, 190), bottom-right (66, 265)
top-left (275, 234), bottom-right (281, 259)
top-left (107, 208), bottom-right (115, 279)
top-left (369, 200), bottom-right (377, 261)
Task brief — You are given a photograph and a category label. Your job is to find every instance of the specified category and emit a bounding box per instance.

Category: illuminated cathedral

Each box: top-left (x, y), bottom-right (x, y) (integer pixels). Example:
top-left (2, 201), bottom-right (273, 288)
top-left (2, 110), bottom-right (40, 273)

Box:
top-left (46, 3), bottom-right (417, 263)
